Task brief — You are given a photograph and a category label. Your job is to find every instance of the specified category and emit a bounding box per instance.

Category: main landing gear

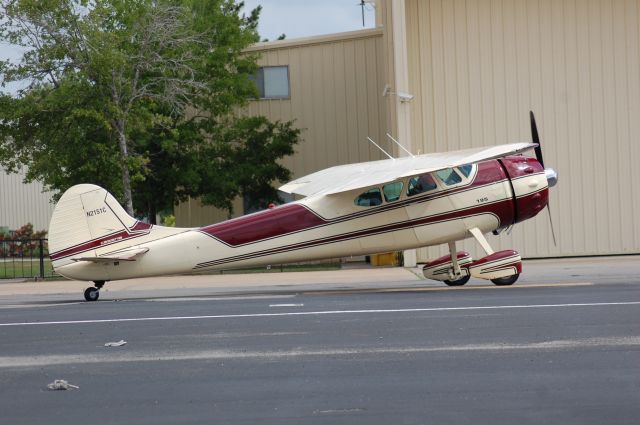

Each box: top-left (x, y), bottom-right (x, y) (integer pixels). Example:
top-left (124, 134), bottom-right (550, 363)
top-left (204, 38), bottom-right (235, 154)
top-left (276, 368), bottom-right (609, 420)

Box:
top-left (84, 280), bottom-right (106, 301)
top-left (443, 275), bottom-right (471, 287)
top-left (422, 228), bottom-right (522, 287)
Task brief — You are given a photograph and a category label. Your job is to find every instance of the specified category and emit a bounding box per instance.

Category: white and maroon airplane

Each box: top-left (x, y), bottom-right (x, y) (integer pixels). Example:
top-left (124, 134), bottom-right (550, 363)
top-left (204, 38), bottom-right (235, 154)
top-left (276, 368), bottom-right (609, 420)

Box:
top-left (48, 112), bottom-right (557, 301)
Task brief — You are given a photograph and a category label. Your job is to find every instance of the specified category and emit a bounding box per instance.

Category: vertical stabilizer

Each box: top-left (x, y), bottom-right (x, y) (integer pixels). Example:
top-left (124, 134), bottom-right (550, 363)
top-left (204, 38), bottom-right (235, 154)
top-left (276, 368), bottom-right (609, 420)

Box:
top-left (48, 184), bottom-right (141, 265)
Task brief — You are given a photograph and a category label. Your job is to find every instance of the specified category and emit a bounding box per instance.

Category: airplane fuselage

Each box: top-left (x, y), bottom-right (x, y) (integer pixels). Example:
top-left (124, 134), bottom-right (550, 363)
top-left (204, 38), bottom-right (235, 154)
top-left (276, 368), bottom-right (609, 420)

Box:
top-left (52, 156), bottom-right (548, 282)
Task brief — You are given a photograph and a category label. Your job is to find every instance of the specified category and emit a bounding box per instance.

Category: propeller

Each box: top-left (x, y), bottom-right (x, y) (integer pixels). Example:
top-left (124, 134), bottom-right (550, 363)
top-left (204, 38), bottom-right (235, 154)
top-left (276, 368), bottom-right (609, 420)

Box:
top-left (530, 111), bottom-right (557, 246)
top-left (530, 111), bottom-right (544, 168)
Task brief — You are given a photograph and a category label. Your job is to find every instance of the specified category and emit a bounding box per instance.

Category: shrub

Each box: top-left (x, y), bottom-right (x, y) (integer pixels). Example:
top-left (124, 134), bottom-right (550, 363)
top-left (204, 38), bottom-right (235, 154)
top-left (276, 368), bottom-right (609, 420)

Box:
top-left (0, 223), bottom-right (48, 257)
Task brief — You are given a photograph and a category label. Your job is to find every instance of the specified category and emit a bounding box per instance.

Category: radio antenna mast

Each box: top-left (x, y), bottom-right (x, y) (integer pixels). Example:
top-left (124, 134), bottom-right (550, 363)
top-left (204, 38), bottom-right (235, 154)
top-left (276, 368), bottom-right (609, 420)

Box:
top-left (367, 137), bottom-right (395, 160)
top-left (386, 133), bottom-right (415, 157)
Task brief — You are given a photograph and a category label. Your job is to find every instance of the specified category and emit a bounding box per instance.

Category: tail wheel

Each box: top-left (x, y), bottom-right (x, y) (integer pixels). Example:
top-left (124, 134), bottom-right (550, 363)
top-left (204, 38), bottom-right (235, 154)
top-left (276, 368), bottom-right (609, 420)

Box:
top-left (443, 275), bottom-right (470, 286)
top-left (84, 287), bottom-right (100, 301)
top-left (491, 274), bottom-right (519, 286)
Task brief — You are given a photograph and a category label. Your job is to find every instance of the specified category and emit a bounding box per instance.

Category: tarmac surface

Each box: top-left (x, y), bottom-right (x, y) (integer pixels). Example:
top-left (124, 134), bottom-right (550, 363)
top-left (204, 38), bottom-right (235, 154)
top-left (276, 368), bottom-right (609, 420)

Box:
top-left (1, 256), bottom-right (639, 424)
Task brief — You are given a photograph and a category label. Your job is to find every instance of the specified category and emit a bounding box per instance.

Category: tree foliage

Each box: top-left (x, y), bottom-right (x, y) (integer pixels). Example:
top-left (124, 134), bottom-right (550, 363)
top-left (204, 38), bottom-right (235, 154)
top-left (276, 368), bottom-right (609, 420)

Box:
top-left (0, 0), bottom-right (300, 221)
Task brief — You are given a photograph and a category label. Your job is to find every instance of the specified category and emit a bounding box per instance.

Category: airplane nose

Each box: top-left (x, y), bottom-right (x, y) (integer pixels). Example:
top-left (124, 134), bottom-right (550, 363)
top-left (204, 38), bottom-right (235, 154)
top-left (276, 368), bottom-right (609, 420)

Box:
top-left (545, 168), bottom-right (558, 188)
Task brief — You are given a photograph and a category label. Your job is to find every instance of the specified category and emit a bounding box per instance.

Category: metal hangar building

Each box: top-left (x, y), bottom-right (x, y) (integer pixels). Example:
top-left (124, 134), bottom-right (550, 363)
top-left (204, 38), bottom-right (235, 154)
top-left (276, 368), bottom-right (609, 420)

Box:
top-left (176, 0), bottom-right (640, 262)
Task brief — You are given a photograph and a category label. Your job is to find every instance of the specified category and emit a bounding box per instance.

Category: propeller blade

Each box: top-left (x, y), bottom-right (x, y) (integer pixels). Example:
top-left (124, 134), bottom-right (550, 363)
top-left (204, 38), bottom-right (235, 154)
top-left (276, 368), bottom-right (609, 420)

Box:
top-left (531, 111), bottom-right (555, 246)
top-left (546, 204), bottom-right (557, 247)
top-left (530, 110), bottom-right (544, 168)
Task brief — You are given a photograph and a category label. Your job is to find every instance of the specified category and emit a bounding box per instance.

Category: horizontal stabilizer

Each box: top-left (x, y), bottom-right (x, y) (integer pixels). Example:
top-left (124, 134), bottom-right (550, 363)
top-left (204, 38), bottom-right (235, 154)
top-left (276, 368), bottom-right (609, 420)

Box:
top-left (279, 143), bottom-right (537, 197)
top-left (72, 247), bottom-right (149, 263)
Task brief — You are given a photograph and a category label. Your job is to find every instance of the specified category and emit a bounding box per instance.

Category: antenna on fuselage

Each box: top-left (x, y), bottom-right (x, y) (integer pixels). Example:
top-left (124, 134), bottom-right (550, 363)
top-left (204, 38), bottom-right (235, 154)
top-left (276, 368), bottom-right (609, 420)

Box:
top-left (386, 133), bottom-right (415, 157)
top-left (367, 136), bottom-right (395, 160)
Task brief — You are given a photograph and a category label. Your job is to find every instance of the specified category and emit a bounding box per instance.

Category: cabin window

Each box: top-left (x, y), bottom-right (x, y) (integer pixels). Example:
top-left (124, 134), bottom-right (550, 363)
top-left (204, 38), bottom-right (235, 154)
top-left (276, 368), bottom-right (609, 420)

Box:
top-left (457, 164), bottom-right (473, 178)
top-left (407, 174), bottom-right (437, 196)
top-left (435, 168), bottom-right (462, 186)
top-left (354, 188), bottom-right (383, 207)
top-left (383, 181), bottom-right (404, 202)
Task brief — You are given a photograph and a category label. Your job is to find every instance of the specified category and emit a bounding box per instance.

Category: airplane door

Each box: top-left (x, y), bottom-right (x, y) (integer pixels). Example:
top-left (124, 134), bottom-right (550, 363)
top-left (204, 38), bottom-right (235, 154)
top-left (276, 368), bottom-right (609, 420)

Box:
top-left (405, 171), bottom-right (467, 246)
top-left (357, 182), bottom-right (413, 253)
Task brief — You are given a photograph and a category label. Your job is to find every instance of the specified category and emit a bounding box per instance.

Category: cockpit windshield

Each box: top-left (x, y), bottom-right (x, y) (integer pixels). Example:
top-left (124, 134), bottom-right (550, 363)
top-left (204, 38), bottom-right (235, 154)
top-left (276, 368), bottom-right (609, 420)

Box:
top-left (435, 168), bottom-right (462, 186)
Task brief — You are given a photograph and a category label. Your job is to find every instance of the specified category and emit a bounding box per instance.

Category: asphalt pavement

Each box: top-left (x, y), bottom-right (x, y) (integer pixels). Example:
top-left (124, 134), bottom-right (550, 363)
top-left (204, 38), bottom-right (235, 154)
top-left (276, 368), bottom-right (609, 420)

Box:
top-left (0, 256), bottom-right (639, 424)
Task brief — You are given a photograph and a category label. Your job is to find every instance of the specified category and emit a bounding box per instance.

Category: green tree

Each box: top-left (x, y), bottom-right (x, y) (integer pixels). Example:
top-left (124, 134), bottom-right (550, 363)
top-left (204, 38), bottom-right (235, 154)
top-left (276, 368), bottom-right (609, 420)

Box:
top-left (0, 0), bottom-right (299, 221)
top-left (197, 116), bottom-right (300, 213)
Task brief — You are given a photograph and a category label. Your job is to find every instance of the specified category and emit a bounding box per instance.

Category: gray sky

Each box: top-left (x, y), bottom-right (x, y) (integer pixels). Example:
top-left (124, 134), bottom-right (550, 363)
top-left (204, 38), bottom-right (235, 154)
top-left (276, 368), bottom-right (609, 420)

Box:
top-left (240, 0), bottom-right (375, 41)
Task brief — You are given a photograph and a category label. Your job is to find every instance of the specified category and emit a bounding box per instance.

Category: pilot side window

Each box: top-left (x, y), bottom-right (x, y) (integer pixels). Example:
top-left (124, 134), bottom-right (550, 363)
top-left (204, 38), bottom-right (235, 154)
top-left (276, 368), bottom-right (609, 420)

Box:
top-left (354, 188), bottom-right (383, 207)
top-left (382, 181), bottom-right (403, 202)
top-left (435, 168), bottom-right (462, 186)
top-left (407, 174), bottom-right (437, 196)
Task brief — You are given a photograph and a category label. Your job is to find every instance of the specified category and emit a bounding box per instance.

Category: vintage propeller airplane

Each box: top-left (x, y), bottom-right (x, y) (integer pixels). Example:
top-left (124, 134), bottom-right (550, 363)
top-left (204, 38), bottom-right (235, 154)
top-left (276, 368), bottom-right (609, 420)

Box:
top-left (48, 112), bottom-right (557, 301)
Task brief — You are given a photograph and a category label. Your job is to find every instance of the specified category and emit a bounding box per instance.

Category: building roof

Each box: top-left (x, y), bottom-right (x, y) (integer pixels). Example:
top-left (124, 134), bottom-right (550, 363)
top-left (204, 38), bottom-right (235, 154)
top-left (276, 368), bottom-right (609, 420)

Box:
top-left (244, 28), bottom-right (383, 52)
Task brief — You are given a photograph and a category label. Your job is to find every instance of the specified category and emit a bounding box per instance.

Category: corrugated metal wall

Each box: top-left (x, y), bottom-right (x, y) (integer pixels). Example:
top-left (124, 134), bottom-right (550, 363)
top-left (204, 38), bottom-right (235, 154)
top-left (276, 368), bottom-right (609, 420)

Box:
top-left (244, 29), bottom-right (388, 178)
top-left (174, 197), bottom-right (244, 228)
top-left (404, 0), bottom-right (640, 259)
top-left (176, 29), bottom-right (389, 226)
top-left (0, 168), bottom-right (55, 232)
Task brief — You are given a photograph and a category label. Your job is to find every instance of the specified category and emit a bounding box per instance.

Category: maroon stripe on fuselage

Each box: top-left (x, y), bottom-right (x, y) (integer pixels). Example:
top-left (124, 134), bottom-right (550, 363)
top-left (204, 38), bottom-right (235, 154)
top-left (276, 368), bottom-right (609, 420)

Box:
top-left (131, 221), bottom-right (153, 231)
top-left (50, 230), bottom-right (134, 261)
top-left (50, 221), bottom-right (151, 261)
top-left (194, 197), bottom-right (514, 269)
top-left (199, 204), bottom-right (326, 246)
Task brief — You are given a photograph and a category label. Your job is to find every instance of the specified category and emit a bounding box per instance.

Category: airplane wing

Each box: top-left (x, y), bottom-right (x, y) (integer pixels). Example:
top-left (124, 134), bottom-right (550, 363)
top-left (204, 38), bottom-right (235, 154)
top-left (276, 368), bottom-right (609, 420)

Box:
top-left (279, 142), bottom-right (537, 197)
top-left (72, 247), bottom-right (149, 263)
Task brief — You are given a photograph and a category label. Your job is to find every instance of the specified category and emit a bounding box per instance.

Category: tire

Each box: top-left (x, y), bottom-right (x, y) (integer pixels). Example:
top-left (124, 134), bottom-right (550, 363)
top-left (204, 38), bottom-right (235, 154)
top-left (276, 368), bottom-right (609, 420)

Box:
top-left (443, 275), bottom-right (470, 286)
top-left (84, 287), bottom-right (100, 301)
top-left (491, 273), bottom-right (519, 286)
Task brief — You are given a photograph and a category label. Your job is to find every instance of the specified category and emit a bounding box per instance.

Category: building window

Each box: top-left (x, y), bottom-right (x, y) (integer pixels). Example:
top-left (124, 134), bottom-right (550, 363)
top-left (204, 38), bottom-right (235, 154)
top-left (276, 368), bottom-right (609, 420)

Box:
top-left (251, 66), bottom-right (290, 99)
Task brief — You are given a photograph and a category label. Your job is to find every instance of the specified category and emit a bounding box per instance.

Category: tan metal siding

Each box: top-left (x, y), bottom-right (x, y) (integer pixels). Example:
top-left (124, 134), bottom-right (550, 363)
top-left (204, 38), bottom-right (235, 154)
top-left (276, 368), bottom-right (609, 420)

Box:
top-left (173, 197), bottom-right (243, 228)
top-left (176, 30), bottom-right (389, 227)
top-left (405, 0), bottom-right (640, 260)
top-left (0, 168), bottom-right (55, 232)
top-left (381, 0), bottom-right (400, 152)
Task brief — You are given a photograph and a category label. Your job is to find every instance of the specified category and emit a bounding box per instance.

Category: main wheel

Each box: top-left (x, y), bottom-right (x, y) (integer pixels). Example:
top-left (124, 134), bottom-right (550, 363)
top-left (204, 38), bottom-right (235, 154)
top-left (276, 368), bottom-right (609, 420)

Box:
top-left (443, 275), bottom-right (470, 286)
top-left (491, 273), bottom-right (519, 286)
top-left (84, 287), bottom-right (100, 301)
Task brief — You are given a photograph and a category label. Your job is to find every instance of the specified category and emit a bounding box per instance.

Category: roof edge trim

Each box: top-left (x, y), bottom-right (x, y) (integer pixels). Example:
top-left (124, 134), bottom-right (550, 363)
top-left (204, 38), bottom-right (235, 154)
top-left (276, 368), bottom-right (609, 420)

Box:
top-left (244, 28), bottom-right (384, 52)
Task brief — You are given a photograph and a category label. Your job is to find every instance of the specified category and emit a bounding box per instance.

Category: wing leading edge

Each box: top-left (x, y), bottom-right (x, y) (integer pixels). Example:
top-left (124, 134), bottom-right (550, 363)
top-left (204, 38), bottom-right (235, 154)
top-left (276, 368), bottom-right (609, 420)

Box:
top-left (279, 143), bottom-right (537, 197)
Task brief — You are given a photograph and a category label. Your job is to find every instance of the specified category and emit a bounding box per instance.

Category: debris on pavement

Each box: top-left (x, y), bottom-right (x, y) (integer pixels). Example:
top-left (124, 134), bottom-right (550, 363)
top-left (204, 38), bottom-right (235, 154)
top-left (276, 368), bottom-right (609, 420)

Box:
top-left (47, 380), bottom-right (79, 391)
top-left (104, 340), bottom-right (127, 347)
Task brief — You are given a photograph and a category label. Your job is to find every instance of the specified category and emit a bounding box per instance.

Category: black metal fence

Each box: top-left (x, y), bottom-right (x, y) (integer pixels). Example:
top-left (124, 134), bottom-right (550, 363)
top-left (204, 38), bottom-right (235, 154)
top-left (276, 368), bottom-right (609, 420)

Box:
top-left (0, 239), bottom-right (54, 280)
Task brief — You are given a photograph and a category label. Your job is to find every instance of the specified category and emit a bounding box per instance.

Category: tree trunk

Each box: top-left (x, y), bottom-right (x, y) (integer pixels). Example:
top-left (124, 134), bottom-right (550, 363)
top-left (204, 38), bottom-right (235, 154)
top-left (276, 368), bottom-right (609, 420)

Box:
top-left (148, 201), bottom-right (157, 225)
top-left (115, 119), bottom-right (135, 216)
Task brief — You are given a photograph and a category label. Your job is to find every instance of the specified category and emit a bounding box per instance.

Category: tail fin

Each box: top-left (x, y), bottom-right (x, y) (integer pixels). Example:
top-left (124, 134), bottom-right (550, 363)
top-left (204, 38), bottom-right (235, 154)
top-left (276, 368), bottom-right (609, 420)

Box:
top-left (49, 184), bottom-right (150, 264)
